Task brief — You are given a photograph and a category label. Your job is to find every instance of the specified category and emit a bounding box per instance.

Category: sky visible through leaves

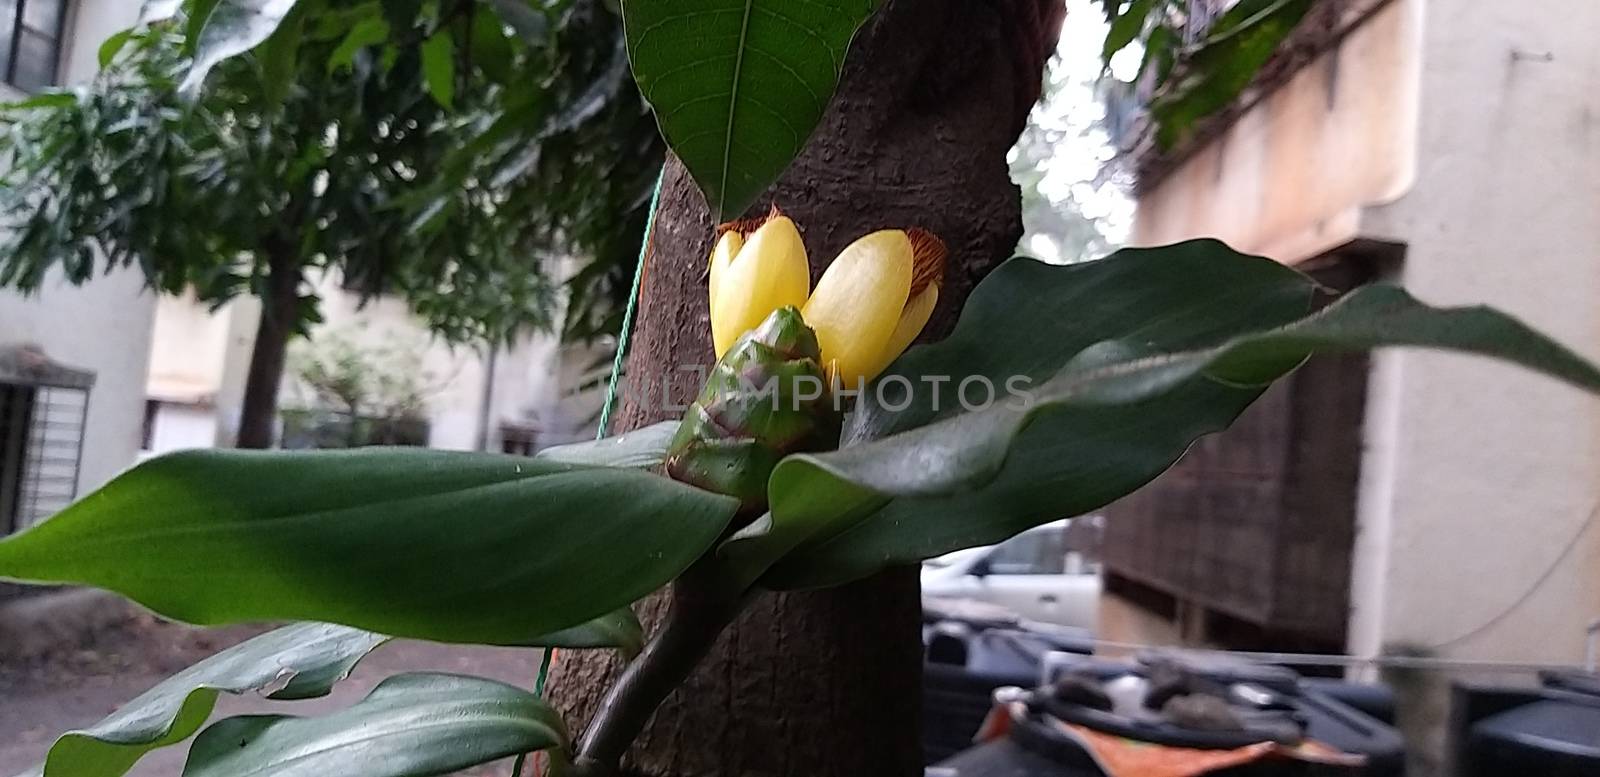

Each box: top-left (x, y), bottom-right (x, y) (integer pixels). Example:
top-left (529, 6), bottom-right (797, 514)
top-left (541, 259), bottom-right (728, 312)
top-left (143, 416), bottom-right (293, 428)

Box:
top-left (1009, 1), bottom-right (1138, 262)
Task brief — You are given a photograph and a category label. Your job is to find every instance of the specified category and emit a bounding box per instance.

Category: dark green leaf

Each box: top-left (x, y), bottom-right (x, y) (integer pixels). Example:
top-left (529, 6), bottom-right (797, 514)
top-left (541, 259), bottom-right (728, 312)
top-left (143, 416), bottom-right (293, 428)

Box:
top-left (420, 32), bottom-right (456, 109)
top-left (722, 241), bottom-right (1600, 589)
top-left (0, 450), bottom-right (738, 645)
top-left (534, 421), bottom-right (677, 469)
top-left (19, 623), bottom-right (387, 777)
top-left (535, 608), bottom-right (646, 658)
top-left (487, 0), bottom-right (549, 43)
top-left (327, 15), bottom-right (391, 74)
top-left (99, 30), bottom-right (137, 68)
top-left (1135, 23), bottom-right (1176, 85)
top-left (470, 10), bottom-right (517, 83)
top-left (186, 0), bottom-right (227, 54)
top-left (4, 91), bottom-right (77, 111)
top-left (256, 2), bottom-right (309, 106)
top-left (622, 0), bottom-right (876, 219)
top-left (182, 0), bottom-right (306, 94)
top-left (1150, 0), bottom-right (1313, 148)
top-left (182, 673), bottom-right (568, 777)
top-left (1102, 0), bottom-right (1153, 65)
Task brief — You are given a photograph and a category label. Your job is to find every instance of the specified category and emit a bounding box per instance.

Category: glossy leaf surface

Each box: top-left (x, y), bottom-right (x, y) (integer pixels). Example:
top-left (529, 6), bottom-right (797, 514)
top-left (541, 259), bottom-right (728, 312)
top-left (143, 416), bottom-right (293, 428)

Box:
top-left (0, 450), bottom-right (738, 645)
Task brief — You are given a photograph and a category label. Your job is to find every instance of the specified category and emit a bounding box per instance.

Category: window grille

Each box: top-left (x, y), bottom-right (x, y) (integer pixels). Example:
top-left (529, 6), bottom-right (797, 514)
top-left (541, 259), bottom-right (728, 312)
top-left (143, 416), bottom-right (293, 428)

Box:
top-left (1, 0), bottom-right (68, 92)
top-left (500, 423), bottom-right (540, 456)
top-left (0, 345), bottom-right (92, 536)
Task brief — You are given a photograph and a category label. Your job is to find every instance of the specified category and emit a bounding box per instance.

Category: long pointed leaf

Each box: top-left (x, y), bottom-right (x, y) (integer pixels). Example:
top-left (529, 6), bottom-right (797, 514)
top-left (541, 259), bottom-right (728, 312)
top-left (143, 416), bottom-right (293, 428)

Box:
top-left (180, 0), bottom-right (304, 94)
top-left (536, 607), bottom-right (646, 658)
top-left (17, 623), bottom-right (386, 777)
top-left (0, 450), bottom-right (738, 645)
top-left (534, 421), bottom-right (677, 469)
top-left (181, 673), bottom-right (568, 777)
top-left (720, 242), bottom-right (1600, 588)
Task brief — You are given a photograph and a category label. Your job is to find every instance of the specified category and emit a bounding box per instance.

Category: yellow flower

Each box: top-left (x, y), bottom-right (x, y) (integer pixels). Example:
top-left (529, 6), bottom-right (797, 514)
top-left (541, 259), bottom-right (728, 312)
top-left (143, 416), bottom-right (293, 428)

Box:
top-left (804, 229), bottom-right (945, 386)
top-left (706, 209), bottom-right (946, 384)
top-left (708, 208), bottom-right (810, 358)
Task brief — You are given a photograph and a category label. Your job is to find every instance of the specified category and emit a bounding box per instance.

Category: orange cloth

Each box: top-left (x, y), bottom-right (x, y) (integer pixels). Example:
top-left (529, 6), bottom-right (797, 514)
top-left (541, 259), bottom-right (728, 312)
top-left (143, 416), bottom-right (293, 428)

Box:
top-left (973, 702), bottom-right (1366, 777)
top-left (1053, 720), bottom-right (1367, 777)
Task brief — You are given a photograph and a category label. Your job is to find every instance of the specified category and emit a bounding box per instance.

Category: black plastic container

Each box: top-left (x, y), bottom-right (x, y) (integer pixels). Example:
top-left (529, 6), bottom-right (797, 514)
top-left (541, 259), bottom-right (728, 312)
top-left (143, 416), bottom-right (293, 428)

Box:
top-left (1454, 671), bottom-right (1600, 777)
top-left (922, 605), bottom-right (1095, 764)
top-left (929, 652), bottom-right (1406, 777)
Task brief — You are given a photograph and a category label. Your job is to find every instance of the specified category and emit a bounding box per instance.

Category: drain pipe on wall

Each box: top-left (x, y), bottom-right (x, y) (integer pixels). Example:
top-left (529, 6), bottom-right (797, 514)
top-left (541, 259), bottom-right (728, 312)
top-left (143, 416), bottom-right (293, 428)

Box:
top-left (1587, 618), bottom-right (1598, 672)
top-left (475, 345), bottom-right (498, 452)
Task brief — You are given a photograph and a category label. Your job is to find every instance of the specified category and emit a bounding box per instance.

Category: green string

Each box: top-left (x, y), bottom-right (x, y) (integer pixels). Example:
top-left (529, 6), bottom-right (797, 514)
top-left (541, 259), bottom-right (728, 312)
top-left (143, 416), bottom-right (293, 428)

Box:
top-left (515, 166), bottom-right (666, 777)
top-left (595, 166), bottom-right (667, 439)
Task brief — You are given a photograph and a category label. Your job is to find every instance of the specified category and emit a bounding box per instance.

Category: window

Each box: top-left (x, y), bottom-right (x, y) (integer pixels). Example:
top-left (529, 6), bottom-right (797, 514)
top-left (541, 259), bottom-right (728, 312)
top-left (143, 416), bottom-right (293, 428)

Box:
top-left (141, 399), bottom-right (159, 451)
top-left (984, 527), bottom-right (1068, 576)
top-left (0, 384), bottom-right (33, 535)
top-left (0, 345), bottom-right (92, 536)
top-left (1, 0), bottom-right (68, 92)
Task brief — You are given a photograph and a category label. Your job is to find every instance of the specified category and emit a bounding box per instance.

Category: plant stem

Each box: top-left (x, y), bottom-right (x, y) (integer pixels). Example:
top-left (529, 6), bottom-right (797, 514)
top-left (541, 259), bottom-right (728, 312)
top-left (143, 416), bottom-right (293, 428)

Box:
top-left (569, 561), bottom-right (748, 777)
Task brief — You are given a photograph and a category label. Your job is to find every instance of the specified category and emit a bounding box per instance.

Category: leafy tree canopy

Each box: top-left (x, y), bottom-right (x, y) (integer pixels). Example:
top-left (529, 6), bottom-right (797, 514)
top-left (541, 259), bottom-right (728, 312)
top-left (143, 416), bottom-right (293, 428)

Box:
top-left (0, 0), bottom-right (662, 346)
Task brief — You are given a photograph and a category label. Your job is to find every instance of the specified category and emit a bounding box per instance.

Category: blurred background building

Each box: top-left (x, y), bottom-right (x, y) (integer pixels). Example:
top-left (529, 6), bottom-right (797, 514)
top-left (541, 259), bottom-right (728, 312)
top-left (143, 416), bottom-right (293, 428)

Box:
top-left (142, 272), bottom-right (608, 457)
top-left (3, 2), bottom-right (1598, 773)
top-left (0, 0), bottom-right (609, 548)
top-left (0, 0), bottom-right (154, 541)
top-left (1098, 0), bottom-right (1600, 771)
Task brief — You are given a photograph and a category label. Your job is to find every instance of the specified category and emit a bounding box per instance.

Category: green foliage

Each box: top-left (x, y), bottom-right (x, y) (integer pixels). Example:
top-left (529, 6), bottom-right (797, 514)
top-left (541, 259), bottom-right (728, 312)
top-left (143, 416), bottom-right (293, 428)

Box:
top-left (8, 5), bottom-right (1600, 776)
top-left (1149, 0), bottom-right (1315, 148)
top-left (412, 0), bottom-right (668, 342)
top-left (718, 242), bottom-right (1600, 589)
top-left (666, 307), bottom-right (840, 511)
top-left (535, 420), bottom-right (678, 468)
top-left (620, 0), bottom-right (876, 219)
top-left (534, 608), bottom-right (647, 657)
top-left (1010, 56), bottom-right (1121, 263)
top-left (0, 0), bottom-right (663, 347)
top-left (288, 328), bottom-right (442, 421)
top-left (0, 448), bottom-right (738, 645)
top-left (181, 0), bottom-right (306, 94)
top-left (19, 623), bottom-right (387, 777)
top-left (182, 673), bottom-right (569, 776)
top-left (1099, 0), bottom-right (1315, 148)
top-left (0, 13), bottom-right (548, 344)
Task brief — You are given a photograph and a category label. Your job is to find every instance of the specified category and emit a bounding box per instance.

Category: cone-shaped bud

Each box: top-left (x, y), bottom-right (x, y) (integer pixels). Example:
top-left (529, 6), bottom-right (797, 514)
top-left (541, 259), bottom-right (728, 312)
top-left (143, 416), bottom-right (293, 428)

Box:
top-left (666, 307), bottom-right (840, 511)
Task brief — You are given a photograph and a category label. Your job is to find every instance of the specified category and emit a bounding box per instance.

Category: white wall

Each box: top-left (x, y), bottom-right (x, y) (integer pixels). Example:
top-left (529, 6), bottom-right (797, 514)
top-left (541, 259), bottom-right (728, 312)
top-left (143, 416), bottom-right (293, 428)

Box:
top-left (145, 402), bottom-right (217, 456)
top-left (1124, 0), bottom-right (1600, 670)
top-left (1350, 0), bottom-right (1600, 666)
top-left (1116, 3), bottom-right (1600, 772)
top-left (147, 270), bottom-right (597, 455)
top-left (146, 292), bottom-right (257, 446)
top-left (0, 0), bottom-right (151, 495)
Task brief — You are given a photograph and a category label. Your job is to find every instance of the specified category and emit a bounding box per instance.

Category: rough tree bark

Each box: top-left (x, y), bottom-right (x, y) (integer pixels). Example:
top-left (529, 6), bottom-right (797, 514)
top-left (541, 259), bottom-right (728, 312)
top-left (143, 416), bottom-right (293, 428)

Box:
top-left (236, 251), bottom-right (303, 450)
top-left (548, 0), bottom-right (1063, 773)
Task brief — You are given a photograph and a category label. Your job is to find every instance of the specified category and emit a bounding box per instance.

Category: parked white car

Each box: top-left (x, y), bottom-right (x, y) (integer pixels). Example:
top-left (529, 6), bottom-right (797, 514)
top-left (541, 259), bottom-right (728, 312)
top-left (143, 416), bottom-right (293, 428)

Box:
top-left (920, 518), bottom-right (1103, 630)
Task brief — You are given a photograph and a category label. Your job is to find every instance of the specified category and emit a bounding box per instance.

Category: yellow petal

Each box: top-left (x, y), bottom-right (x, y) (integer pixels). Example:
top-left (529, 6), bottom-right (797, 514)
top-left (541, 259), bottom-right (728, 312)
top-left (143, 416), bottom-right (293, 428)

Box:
top-left (707, 230), bottom-right (743, 323)
top-left (802, 230), bottom-right (913, 386)
top-left (861, 283), bottom-right (939, 380)
top-left (711, 216), bottom-right (810, 357)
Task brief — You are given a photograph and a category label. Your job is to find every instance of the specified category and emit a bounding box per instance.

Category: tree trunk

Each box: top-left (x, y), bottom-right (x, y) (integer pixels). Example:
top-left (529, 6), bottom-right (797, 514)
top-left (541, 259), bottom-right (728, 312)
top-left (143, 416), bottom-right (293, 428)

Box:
top-left (548, 0), bottom-right (1062, 774)
top-left (236, 251), bottom-right (303, 450)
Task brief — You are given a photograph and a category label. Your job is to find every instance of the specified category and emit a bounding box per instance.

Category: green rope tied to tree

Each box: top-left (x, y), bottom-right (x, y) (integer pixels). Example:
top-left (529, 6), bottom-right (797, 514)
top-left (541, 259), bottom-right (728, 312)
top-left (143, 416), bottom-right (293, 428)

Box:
top-left (593, 166), bottom-right (667, 441)
top-left (515, 166), bottom-right (666, 777)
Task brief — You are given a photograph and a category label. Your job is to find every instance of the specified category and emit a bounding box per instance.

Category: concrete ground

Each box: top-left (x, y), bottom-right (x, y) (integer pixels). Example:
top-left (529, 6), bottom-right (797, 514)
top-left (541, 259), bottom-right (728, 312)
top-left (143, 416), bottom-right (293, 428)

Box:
top-left (0, 590), bottom-right (553, 776)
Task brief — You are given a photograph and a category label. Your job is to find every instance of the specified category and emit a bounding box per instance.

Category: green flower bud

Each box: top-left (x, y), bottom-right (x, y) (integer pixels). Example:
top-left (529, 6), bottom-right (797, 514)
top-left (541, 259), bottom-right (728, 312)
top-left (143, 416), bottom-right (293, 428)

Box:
top-left (666, 306), bottom-right (841, 511)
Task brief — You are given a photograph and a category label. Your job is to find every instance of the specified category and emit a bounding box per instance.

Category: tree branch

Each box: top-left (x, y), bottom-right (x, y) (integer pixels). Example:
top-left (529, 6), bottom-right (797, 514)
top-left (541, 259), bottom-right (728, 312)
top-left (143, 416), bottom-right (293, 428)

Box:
top-left (568, 560), bottom-right (749, 777)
